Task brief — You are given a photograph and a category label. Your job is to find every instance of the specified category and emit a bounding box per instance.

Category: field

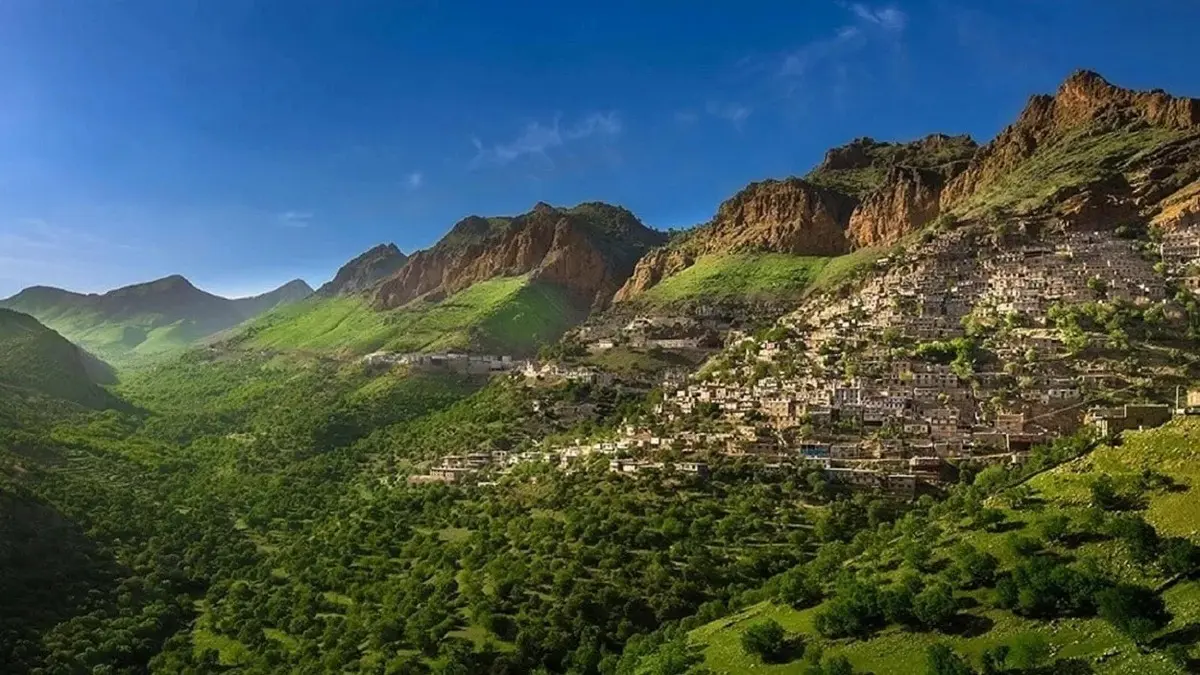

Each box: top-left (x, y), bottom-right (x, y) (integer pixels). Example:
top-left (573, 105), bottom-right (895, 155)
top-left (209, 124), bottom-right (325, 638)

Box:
top-left (242, 275), bottom-right (583, 356)
top-left (679, 418), bottom-right (1200, 674)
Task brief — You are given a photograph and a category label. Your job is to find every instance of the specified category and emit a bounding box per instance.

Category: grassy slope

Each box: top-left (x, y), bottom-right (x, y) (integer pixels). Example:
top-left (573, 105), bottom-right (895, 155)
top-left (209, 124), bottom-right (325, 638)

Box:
top-left (242, 275), bottom-right (583, 356)
top-left (0, 309), bottom-right (115, 408)
top-left (636, 254), bottom-right (832, 305)
top-left (956, 126), bottom-right (1189, 218)
top-left (683, 419), bottom-right (1200, 675)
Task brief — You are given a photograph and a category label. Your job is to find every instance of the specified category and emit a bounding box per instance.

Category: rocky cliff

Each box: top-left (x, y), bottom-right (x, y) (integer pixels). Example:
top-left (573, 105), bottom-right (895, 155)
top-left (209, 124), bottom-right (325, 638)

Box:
top-left (614, 135), bottom-right (977, 301)
top-left (941, 70), bottom-right (1200, 212)
top-left (317, 244), bottom-right (408, 296)
top-left (374, 202), bottom-right (664, 311)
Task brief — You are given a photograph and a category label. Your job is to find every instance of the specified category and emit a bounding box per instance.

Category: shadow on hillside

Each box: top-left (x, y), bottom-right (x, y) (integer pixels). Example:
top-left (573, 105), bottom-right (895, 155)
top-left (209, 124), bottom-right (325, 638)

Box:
top-left (0, 487), bottom-right (125, 671)
top-left (944, 613), bottom-right (994, 638)
top-left (1151, 622), bottom-right (1200, 650)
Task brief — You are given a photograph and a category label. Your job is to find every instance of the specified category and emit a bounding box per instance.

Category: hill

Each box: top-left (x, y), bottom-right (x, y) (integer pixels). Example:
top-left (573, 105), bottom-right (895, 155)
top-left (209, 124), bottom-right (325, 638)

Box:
top-left (0, 276), bottom-right (313, 366)
top-left (660, 420), bottom-right (1200, 674)
top-left (0, 309), bottom-right (117, 408)
top-left (231, 201), bottom-right (664, 357)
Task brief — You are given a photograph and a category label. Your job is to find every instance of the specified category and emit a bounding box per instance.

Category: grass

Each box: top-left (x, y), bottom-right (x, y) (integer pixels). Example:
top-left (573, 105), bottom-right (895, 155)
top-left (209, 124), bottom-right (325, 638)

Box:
top-left (583, 346), bottom-right (704, 376)
top-left (242, 275), bottom-right (584, 357)
top-left (680, 418), bottom-right (1200, 674)
top-left (638, 254), bottom-right (832, 304)
top-left (957, 126), bottom-right (1188, 218)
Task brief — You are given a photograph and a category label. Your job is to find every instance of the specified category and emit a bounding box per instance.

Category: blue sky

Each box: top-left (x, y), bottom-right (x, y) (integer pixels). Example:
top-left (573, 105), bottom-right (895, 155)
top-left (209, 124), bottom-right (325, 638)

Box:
top-left (1, 0), bottom-right (1198, 298)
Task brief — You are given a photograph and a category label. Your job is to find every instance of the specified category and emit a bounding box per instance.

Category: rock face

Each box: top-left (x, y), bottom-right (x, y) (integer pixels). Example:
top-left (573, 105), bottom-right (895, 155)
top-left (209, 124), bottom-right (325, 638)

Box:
top-left (317, 244), bottom-right (408, 297)
top-left (942, 70), bottom-right (1200, 208)
top-left (615, 135), bottom-right (978, 301)
top-left (847, 166), bottom-right (949, 248)
top-left (373, 202), bottom-right (664, 311)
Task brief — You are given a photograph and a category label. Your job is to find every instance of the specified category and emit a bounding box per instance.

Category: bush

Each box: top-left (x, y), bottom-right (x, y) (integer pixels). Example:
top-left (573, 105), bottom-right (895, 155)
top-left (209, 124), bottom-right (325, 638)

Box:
top-left (740, 619), bottom-right (791, 663)
top-left (1160, 537), bottom-right (1200, 577)
top-left (1006, 632), bottom-right (1050, 670)
top-left (778, 566), bottom-right (823, 609)
top-left (1095, 584), bottom-right (1171, 644)
top-left (925, 644), bottom-right (974, 675)
top-left (913, 582), bottom-right (958, 631)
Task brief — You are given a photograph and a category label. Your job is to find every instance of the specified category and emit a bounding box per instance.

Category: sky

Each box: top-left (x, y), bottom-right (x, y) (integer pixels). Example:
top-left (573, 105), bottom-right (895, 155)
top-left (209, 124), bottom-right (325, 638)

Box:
top-left (1, 0), bottom-right (1199, 299)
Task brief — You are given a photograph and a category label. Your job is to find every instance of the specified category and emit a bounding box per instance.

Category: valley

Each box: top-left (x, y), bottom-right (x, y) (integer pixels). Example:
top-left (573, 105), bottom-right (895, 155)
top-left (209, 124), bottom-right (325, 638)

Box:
top-left (2, 69), bottom-right (1200, 675)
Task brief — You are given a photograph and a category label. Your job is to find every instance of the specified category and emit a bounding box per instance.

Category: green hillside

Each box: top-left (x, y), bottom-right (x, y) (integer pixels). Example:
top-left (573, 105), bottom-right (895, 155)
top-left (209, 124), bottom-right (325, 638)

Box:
top-left (0, 309), bottom-right (116, 408)
top-left (667, 421), bottom-right (1200, 674)
top-left (1, 276), bottom-right (312, 367)
top-left (636, 254), bottom-right (832, 305)
top-left (238, 275), bottom-right (585, 356)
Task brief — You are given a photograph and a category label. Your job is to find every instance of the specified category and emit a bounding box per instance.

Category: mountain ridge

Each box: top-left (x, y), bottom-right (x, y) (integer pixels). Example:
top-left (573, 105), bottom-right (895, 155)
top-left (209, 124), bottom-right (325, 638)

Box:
top-left (0, 275), bottom-right (314, 365)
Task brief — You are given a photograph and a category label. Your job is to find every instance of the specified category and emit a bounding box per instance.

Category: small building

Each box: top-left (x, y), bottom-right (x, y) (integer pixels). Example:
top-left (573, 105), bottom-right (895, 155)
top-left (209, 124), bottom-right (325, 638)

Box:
top-left (1085, 404), bottom-right (1171, 436)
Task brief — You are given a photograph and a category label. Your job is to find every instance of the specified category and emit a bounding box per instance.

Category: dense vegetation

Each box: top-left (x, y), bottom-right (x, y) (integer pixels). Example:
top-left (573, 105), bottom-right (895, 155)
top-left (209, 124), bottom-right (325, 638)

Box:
top-left (652, 422), bottom-right (1200, 674)
top-left (237, 276), bottom-right (585, 357)
top-left (0, 344), bottom-right (906, 674)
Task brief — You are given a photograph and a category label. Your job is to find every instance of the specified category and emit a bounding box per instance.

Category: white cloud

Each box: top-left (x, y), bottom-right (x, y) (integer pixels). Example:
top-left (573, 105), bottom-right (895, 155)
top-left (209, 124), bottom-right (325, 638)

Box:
top-left (469, 112), bottom-right (622, 169)
top-left (779, 4), bottom-right (906, 80)
top-left (848, 3), bottom-right (906, 32)
top-left (277, 211), bottom-right (313, 228)
top-left (705, 101), bottom-right (753, 130)
top-left (406, 171), bottom-right (424, 189)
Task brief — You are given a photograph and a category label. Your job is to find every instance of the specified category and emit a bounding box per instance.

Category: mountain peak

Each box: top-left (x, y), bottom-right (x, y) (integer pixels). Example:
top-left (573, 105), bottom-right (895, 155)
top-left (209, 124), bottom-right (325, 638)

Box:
top-left (316, 242), bottom-right (409, 297)
top-left (375, 201), bottom-right (665, 311)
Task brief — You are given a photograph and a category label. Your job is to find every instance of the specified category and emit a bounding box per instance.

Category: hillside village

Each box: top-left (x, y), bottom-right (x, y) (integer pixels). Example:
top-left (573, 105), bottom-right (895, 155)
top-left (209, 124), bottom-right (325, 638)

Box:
top-left (407, 220), bottom-right (1200, 495)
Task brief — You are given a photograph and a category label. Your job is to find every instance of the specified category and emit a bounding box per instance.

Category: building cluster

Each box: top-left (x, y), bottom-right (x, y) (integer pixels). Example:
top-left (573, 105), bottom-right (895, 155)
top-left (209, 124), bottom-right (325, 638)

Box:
top-left (363, 351), bottom-right (519, 375)
top-left (1160, 225), bottom-right (1200, 293)
top-left (405, 224), bottom-right (1189, 498)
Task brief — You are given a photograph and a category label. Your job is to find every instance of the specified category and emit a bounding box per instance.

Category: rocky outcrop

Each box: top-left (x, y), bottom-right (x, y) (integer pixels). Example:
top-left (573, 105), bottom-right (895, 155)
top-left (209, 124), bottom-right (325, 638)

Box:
top-left (317, 244), bottom-right (408, 296)
top-left (613, 247), bottom-right (696, 302)
top-left (613, 179), bottom-right (856, 302)
top-left (942, 70), bottom-right (1200, 208)
top-left (847, 166), bottom-right (948, 248)
top-left (1151, 180), bottom-right (1200, 231)
top-left (373, 203), bottom-right (663, 311)
top-left (705, 179), bottom-right (857, 255)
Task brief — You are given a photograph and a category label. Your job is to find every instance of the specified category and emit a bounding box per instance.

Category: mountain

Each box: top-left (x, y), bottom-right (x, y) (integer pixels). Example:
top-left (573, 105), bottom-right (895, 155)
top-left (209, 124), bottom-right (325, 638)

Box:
top-left (375, 202), bottom-right (664, 311)
top-left (612, 134), bottom-right (978, 305)
top-left (316, 243), bottom-right (408, 296)
top-left (0, 309), bottom-right (117, 408)
top-left (237, 201), bottom-right (665, 356)
top-left (0, 276), bottom-right (312, 366)
top-left (231, 279), bottom-right (315, 317)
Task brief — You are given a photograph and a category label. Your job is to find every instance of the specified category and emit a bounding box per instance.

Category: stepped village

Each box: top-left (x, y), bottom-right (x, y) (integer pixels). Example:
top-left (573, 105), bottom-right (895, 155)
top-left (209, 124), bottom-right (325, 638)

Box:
top-left (403, 220), bottom-right (1200, 495)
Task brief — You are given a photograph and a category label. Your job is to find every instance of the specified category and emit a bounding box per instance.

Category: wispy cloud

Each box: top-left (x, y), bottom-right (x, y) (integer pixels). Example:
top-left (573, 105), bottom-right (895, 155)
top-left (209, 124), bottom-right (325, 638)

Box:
top-left (469, 112), bottom-right (622, 169)
top-left (846, 3), bottom-right (907, 32)
top-left (0, 219), bottom-right (142, 295)
top-left (406, 171), bottom-right (424, 189)
top-left (705, 101), bottom-right (753, 130)
top-left (776, 3), bottom-right (907, 99)
top-left (276, 211), bottom-right (313, 228)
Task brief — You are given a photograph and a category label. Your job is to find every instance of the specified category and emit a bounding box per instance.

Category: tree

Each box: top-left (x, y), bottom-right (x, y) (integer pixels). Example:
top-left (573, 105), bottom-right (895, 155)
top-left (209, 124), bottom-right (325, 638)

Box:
top-left (913, 583), bottom-right (958, 631)
top-left (778, 567), bottom-right (822, 609)
top-left (1160, 537), bottom-right (1200, 577)
top-left (1006, 633), bottom-right (1050, 670)
top-left (1038, 514), bottom-right (1071, 544)
top-left (1095, 585), bottom-right (1171, 644)
top-left (925, 644), bottom-right (974, 675)
top-left (740, 619), bottom-right (789, 663)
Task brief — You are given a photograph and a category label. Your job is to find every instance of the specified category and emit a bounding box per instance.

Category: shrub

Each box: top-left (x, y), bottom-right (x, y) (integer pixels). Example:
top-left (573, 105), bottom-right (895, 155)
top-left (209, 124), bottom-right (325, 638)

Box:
top-left (925, 644), bottom-right (974, 675)
top-left (1095, 584), bottom-right (1171, 644)
top-left (740, 619), bottom-right (790, 663)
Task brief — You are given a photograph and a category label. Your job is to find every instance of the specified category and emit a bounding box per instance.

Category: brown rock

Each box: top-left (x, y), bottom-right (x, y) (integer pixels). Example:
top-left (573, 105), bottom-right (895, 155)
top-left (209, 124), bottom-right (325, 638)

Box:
top-left (374, 203), bottom-right (662, 311)
top-left (847, 166), bottom-right (949, 248)
top-left (943, 70), bottom-right (1200, 208)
